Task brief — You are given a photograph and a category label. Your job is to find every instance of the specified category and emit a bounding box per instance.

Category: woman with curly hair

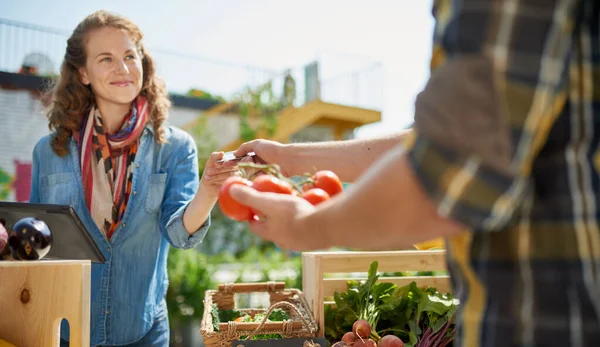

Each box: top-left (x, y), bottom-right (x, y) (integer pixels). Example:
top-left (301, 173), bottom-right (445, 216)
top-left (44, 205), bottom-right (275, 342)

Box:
top-left (29, 10), bottom-right (237, 346)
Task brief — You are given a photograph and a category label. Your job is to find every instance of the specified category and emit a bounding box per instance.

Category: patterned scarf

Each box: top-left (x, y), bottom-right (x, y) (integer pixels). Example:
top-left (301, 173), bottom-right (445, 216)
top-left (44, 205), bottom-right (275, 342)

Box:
top-left (74, 96), bottom-right (149, 239)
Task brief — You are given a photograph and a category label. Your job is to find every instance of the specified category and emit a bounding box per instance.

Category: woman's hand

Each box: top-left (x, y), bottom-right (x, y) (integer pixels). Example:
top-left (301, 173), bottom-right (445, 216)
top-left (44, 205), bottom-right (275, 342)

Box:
top-left (200, 152), bottom-right (240, 200)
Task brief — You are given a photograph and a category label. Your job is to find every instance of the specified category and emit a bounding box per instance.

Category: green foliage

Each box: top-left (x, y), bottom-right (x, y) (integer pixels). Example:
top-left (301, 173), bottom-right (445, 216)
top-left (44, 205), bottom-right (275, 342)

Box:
top-left (325, 261), bottom-right (457, 347)
top-left (186, 88), bottom-right (225, 103)
top-left (0, 169), bottom-right (12, 200)
top-left (166, 248), bottom-right (216, 326)
top-left (190, 114), bottom-right (218, 173)
top-left (236, 82), bottom-right (282, 142)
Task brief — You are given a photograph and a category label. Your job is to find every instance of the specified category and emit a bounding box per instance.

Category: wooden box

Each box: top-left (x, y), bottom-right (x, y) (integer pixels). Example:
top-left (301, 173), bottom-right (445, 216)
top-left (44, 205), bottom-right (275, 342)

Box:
top-left (301, 250), bottom-right (450, 336)
top-left (0, 260), bottom-right (91, 347)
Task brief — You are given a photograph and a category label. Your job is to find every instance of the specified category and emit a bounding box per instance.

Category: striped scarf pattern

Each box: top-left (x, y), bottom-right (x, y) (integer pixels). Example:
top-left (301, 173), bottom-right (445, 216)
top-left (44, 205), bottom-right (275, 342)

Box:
top-left (75, 96), bottom-right (149, 239)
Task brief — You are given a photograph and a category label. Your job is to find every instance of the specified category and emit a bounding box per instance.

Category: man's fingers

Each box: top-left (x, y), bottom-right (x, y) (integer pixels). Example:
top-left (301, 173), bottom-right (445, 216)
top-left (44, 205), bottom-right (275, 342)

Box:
top-left (229, 185), bottom-right (267, 209)
top-left (233, 140), bottom-right (257, 157)
top-left (229, 185), bottom-right (288, 214)
top-left (247, 219), bottom-right (271, 241)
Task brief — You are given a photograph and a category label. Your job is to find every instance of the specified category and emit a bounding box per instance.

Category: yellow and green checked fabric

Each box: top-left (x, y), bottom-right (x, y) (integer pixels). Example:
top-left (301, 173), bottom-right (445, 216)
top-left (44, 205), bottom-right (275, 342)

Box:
top-left (406, 0), bottom-right (600, 345)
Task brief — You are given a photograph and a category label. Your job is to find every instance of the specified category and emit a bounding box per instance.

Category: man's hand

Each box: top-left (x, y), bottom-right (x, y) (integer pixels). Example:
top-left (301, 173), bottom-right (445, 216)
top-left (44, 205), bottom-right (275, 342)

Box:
top-left (228, 184), bottom-right (329, 251)
top-left (234, 139), bottom-right (291, 176)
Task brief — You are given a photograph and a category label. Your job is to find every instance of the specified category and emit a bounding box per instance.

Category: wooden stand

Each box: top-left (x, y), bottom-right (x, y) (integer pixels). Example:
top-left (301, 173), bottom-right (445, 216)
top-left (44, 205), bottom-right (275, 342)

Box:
top-left (301, 250), bottom-right (450, 337)
top-left (0, 260), bottom-right (91, 347)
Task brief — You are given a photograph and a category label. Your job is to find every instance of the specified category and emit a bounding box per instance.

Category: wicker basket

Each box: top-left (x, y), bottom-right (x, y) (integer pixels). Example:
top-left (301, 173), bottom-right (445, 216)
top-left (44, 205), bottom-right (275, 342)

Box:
top-left (200, 282), bottom-right (319, 347)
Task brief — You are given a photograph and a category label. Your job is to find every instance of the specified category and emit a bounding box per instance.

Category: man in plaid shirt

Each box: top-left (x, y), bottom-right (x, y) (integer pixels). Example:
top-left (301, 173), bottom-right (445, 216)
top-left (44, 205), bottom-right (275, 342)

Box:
top-left (230, 0), bottom-right (600, 345)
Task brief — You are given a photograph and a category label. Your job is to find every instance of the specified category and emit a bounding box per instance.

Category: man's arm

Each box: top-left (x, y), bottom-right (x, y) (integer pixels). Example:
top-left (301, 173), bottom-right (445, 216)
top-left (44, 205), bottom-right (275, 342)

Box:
top-left (299, 144), bottom-right (465, 250)
top-left (230, 142), bottom-right (464, 251)
top-left (282, 130), bottom-right (412, 181)
top-left (235, 130), bottom-right (412, 182)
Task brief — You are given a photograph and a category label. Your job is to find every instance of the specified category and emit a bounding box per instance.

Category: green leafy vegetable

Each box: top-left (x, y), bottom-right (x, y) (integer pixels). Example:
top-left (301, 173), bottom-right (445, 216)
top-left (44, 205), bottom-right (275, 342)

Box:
top-left (324, 261), bottom-right (458, 347)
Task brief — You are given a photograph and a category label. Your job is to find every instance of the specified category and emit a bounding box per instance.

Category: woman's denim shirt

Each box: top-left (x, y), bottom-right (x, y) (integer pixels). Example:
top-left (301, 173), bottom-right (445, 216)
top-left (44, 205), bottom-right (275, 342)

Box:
top-left (29, 125), bottom-right (210, 346)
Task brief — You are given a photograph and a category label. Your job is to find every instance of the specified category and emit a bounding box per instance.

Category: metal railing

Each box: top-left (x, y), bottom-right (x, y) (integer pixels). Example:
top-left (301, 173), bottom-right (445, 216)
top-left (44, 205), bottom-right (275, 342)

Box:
top-left (0, 18), bottom-right (69, 76)
top-left (0, 17), bottom-right (383, 111)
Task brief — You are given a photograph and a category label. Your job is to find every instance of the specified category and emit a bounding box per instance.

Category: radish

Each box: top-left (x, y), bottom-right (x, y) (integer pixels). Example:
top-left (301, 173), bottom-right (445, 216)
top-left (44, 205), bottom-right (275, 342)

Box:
top-left (342, 332), bottom-right (358, 343)
top-left (354, 339), bottom-right (377, 347)
top-left (378, 335), bottom-right (404, 347)
top-left (353, 320), bottom-right (372, 339)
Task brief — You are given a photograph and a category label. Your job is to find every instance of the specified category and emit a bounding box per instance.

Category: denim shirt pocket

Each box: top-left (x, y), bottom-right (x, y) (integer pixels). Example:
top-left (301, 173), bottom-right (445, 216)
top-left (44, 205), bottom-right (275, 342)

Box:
top-left (144, 173), bottom-right (168, 213)
top-left (40, 172), bottom-right (79, 207)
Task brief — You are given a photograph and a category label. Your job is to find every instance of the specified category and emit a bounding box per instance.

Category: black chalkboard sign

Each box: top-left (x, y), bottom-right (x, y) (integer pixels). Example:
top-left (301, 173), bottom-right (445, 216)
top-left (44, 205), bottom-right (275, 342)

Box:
top-left (231, 337), bottom-right (328, 347)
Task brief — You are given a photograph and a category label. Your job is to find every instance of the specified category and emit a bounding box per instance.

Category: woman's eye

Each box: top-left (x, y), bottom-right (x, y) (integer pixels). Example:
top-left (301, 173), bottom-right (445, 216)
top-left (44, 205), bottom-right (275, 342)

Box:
top-left (101, 57), bottom-right (112, 63)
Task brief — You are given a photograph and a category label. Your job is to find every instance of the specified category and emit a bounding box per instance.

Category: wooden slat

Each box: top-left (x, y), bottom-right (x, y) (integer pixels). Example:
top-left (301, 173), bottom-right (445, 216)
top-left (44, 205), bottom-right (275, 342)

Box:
top-left (219, 321), bottom-right (304, 332)
top-left (305, 250), bottom-right (447, 273)
top-left (322, 276), bottom-right (452, 298)
top-left (218, 282), bottom-right (286, 293)
top-left (302, 253), bottom-right (324, 337)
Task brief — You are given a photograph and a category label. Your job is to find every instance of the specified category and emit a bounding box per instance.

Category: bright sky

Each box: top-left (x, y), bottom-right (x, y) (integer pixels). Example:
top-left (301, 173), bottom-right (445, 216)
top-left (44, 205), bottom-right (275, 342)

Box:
top-left (0, 0), bottom-right (435, 139)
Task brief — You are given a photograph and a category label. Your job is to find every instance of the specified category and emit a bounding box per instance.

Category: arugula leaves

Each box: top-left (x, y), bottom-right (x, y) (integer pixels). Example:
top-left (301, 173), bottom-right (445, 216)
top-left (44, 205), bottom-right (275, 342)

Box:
top-left (324, 261), bottom-right (457, 347)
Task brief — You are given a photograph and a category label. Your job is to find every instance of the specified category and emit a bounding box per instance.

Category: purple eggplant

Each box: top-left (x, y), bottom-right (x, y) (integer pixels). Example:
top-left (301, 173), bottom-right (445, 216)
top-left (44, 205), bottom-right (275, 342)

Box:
top-left (8, 217), bottom-right (53, 260)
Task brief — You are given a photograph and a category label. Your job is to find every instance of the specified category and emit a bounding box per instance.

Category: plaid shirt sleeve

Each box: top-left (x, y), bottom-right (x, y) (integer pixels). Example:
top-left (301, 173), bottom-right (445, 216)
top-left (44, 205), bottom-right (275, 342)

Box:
top-left (406, 0), bottom-right (579, 232)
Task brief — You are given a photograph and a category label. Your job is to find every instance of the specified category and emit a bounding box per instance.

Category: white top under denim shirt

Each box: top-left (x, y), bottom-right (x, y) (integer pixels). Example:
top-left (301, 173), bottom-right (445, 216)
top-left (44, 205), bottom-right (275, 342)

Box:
top-left (29, 125), bottom-right (210, 346)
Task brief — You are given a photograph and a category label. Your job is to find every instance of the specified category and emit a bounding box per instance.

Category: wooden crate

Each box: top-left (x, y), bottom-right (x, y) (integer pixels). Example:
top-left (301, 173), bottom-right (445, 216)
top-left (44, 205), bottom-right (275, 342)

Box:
top-left (0, 260), bottom-right (91, 347)
top-left (301, 250), bottom-right (450, 337)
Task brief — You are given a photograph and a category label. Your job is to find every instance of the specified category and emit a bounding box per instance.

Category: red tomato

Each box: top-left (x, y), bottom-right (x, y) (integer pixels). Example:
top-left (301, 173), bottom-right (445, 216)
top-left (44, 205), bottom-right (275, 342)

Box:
top-left (218, 177), bottom-right (255, 221)
top-left (252, 175), bottom-right (295, 195)
top-left (301, 188), bottom-right (330, 206)
top-left (312, 170), bottom-right (343, 197)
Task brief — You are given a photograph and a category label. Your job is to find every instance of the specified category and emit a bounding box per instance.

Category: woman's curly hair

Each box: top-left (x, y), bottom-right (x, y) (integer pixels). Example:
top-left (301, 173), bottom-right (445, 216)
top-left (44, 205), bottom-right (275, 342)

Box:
top-left (45, 10), bottom-right (170, 156)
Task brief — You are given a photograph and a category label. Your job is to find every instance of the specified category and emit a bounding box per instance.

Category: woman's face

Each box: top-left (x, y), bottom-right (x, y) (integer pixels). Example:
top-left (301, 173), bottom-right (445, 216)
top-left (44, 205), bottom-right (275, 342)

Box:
top-left (79, 27), bottom-right (143, 108)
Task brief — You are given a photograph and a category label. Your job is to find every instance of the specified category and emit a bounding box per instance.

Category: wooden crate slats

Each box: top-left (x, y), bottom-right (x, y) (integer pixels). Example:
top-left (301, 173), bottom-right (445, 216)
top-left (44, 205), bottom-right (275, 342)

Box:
top-left (301, 250), bottom-right (450, 337)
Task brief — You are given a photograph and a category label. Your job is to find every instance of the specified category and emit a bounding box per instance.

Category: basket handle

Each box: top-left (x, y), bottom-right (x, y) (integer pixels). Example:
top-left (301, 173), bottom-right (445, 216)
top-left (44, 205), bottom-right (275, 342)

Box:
top-left (243, 301), bottom-right (315, 341)
top-left (218, 281), bottom-right (285, 294)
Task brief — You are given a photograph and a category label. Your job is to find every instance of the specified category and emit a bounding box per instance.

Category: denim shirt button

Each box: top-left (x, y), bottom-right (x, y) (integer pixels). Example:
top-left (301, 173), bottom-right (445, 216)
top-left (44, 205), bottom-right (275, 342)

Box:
top-left (122, 223), bottom-right (126, 227)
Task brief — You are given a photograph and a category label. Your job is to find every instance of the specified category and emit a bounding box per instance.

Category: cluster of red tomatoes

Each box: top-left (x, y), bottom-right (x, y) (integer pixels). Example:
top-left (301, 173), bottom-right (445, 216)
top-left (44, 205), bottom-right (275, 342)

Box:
top-left (218, 170), bottom-right (343, 221)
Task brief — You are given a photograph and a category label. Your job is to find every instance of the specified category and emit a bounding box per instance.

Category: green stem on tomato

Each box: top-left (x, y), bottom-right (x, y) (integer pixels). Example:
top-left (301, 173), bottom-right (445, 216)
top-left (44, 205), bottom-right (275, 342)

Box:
top-left (239, 162), bottom-right (316, 194)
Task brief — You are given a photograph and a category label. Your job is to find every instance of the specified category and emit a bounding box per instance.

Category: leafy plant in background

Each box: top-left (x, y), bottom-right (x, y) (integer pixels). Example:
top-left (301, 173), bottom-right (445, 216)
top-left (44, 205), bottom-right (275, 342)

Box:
top-left (190, 114), bottom-right (218, 173)
top-left (166, 247), bottom-right (215, 326)
top-left (0, 169), bottom-right (13, 200)
top-left (237, 82), bottom-right (282, 142)
top-left (195, 206), bottom-right (280, 258)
